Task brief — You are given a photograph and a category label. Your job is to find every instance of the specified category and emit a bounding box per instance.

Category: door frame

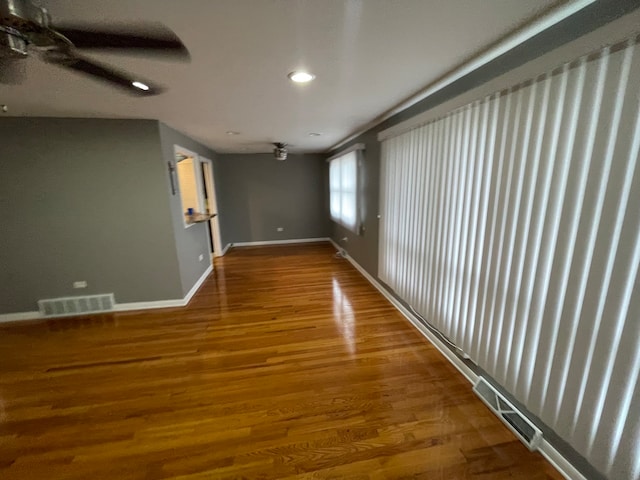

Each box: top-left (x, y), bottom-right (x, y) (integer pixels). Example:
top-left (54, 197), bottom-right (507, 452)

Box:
top-left (173, 145), bottom-right (205, 229)
top-left (199, 157), bottom-right (223, 257)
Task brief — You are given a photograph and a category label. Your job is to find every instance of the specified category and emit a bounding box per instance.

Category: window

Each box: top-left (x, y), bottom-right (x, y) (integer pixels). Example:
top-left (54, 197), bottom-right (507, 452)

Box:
top-left (329, 148), bottom-right (360, 232)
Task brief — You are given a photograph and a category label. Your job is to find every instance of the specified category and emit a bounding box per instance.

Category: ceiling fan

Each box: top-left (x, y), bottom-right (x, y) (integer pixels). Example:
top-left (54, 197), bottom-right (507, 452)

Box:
top-left (273, 142), bottom-right (288, 161)
top-left (236, 140), bottom-right (292, 160)
top-left (0, 0), bottom-right (189, 95)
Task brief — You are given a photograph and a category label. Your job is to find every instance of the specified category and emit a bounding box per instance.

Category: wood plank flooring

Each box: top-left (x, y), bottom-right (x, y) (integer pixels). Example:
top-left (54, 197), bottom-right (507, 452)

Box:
top-left (0, 243), bottom-right (563, 479)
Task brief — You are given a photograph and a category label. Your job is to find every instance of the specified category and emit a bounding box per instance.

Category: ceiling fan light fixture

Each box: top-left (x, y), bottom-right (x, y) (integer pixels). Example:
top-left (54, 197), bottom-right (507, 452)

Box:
top-left (132, 81), bottom-right (150, 91)
top-left (308, 132), bottom-right (322, 136)
top-left (288, 71), bottom-right (315, 83)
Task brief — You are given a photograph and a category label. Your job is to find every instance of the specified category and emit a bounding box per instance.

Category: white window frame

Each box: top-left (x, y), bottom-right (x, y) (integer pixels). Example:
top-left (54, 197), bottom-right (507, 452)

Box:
top-left (328, 143), bottom-right (364, 233)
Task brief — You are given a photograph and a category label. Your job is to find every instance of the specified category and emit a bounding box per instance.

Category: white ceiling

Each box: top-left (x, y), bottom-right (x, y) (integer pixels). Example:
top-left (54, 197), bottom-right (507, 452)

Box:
top-left (2, 0), bottom-right (560, 153)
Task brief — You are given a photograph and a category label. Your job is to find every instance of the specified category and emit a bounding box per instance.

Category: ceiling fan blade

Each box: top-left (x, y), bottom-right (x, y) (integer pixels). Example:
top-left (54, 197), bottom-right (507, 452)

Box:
top-left (53, 24), bottom-right (189, 59)
top-left (0, 57), bottom-right (26, 84)
top-left (44, 52), bottom-right (162, 96)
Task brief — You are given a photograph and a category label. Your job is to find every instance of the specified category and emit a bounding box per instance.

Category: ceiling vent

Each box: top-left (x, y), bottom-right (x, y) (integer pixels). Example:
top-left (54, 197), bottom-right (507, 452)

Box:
top-left (38, 294), bottom-right (115, 317)
top-left (473, 377), bottom-right (542, 450)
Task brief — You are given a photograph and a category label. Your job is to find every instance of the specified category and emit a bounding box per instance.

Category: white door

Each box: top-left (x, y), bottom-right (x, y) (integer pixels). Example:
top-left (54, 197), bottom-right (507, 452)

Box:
top-left (200, 158), bottom-right (223, 256)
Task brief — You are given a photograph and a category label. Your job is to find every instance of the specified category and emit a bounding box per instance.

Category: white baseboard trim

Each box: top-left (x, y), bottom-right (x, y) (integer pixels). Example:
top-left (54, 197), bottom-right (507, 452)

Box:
top-left (1, 239), bottom-right (332, 324)
top-left (232, 237), bottom-right (329, 247)
top-left (328, 238), bottom-right (344, 252)
top-left (0, 240), bottom-right (328, 323)
top-left (116, 264), bottom-right (213, 311)
top-left (0, 311), bottom-right (42, 323)
top-left (0, 265), bottom-right (214, 323)
top-left (183, 264), bottom-right (213, 305)
top-left (329, 239), bottom-right (477, 384)
top-left (329, 238), bottom-right (582, 480)
top-left (219, 243), bottom-right (232, 256)
top-left (539, 440), bottom-right (587, 480)
top-left (113, 298), bottom-right (185, 312)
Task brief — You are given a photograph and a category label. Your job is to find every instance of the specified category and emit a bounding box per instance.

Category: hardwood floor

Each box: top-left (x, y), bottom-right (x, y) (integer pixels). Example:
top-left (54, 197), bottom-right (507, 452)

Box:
top-left (0, 243), bottom-right (563, 479)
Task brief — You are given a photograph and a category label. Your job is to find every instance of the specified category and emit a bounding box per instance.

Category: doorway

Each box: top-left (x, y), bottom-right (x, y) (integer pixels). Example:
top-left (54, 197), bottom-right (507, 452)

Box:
top-left (200, 157), bottom-right (222, 257)
top-left (173, 146), bottom-right (203, 229)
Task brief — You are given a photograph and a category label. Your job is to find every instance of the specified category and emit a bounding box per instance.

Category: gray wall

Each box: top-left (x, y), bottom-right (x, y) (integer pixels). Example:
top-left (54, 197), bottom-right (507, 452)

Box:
top-left (158, 123), bottom-right (217, 296)
top-left (0, 118), bottom-right (183, 313)
top-left (216, 153), bottom-right (328, 244)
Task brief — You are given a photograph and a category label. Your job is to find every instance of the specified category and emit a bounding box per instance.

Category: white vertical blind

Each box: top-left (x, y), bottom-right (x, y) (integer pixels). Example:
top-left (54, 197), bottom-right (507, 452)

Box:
top-left (379, 36), bottom-right (640, 480)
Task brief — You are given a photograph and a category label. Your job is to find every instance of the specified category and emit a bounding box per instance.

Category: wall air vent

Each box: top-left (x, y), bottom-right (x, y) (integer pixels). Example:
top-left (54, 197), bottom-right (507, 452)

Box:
top-left (473, 377), bottom-right (542, 451)
top-left (37, 294), bottom-right (115, 317)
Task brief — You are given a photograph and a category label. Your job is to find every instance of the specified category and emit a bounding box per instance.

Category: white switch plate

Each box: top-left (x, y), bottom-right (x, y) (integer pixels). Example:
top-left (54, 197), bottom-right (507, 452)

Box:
top-left (277, 227), bottom-right (284, 232)
top-left (198, 254), bottom-right (204, 261)
top-left (73, 281), bottom-right (87, 289)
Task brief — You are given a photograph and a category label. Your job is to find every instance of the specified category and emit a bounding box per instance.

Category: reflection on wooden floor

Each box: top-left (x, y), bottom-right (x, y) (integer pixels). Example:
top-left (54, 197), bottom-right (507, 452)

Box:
top-left (0, 242), bottom-right (563, 479)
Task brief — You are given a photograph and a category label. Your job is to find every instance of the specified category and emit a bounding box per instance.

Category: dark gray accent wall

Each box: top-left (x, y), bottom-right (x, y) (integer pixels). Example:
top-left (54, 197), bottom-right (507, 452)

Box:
top-left (216, 153), bottom-right (328, 244)
top-left (0, 118), bottom-right (183, 313)
top-left (158, 123), bottom-right (218, 297)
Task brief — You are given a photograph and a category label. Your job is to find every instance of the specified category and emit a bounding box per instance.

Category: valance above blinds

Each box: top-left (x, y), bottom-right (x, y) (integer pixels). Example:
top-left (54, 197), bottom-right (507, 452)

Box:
top-left (379, 35), bottom-right (640, 480)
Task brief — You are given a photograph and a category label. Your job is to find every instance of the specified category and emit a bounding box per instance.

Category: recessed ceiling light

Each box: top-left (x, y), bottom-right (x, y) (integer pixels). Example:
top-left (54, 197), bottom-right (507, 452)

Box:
top-left (226, 131), bottom-right (240, 135)
top-left (288, 71), bottom-right (315, 83)
top-left (131, 81), bottom-right (150, 91)
top-left (308, 132), bottom-right (322, 136)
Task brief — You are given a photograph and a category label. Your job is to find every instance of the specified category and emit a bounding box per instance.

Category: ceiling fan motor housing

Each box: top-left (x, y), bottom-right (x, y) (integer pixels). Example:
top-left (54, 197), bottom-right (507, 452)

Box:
top-left (273, 143), bottom-right (288, 161)
top-left (0, 0), bottom-right (50, 31)
top-left (1, 0), bottom-right (58, 56)
top-left (0, 28), bottom-right (27, 56)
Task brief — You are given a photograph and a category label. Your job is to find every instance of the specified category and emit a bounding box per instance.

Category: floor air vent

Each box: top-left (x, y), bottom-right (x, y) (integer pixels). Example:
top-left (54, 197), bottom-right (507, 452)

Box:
top-left (473, 377), bottom-right (542, 450)
top-left (38, 294), bottom-right (115, 317)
